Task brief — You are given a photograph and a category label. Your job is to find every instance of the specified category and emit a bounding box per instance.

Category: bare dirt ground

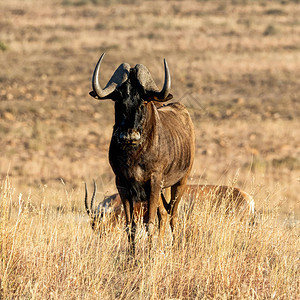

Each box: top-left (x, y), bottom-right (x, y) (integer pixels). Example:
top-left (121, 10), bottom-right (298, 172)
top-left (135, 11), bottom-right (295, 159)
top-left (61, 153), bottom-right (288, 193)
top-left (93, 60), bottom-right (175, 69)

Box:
top-left (1, 0), bottom-right (299, 219)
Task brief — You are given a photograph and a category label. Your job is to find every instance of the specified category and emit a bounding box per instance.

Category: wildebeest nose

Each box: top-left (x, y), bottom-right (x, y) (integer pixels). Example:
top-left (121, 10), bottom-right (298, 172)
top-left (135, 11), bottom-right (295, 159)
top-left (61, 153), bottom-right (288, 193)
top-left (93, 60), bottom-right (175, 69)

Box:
top-left (119, 129), bottom-right (141, 143)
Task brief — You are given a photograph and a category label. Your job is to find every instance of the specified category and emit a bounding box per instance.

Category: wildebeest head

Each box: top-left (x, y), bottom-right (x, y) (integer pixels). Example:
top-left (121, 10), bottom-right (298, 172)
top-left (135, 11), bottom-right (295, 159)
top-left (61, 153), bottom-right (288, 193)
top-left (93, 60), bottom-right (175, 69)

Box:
top-left (84, 180), bottom-right (121, 231)
top-left (89, 53), bottom-right (173, 145)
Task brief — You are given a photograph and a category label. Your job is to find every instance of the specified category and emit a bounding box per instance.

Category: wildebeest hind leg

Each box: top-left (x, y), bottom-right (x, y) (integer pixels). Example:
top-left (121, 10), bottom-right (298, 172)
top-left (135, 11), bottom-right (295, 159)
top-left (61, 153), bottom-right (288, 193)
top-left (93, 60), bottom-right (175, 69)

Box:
top-left (146, 175), bottom-right (162, 251)
top-left (157, 196), bottom-right (168, 248)
top-left (170, 179), bottom-right (187, 244)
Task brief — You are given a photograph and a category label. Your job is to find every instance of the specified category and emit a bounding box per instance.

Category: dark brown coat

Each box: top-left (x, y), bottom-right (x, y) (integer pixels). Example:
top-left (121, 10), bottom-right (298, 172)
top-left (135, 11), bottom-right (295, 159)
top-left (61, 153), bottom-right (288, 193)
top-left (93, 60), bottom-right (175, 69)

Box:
top-left (89, 53), bottom-right (195, 253)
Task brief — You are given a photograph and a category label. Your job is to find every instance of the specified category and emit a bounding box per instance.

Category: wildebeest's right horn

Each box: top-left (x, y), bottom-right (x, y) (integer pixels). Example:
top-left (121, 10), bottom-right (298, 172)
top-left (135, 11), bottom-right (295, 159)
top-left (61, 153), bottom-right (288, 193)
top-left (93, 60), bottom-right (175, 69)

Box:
top-left (135, 59), bottom-right (173, 102)
top-left (90, 53), bottom-right (130, 100)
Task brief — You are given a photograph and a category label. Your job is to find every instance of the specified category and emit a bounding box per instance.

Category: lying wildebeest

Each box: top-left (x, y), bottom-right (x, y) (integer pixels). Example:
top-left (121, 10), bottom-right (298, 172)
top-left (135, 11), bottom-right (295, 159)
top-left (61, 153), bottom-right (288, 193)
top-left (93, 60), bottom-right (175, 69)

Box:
top-left (85, 183), bottom-right (255, 232)
top-left (89, 53), bottom-right (195, 254)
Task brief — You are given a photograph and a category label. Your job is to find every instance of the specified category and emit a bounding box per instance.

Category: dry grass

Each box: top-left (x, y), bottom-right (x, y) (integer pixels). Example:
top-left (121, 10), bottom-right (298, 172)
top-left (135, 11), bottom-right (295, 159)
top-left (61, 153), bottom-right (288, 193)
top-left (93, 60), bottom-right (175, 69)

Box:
top-left (1, 177), bottom-right (299, 299)
top-left (0, 0), bottom-right (300, 298)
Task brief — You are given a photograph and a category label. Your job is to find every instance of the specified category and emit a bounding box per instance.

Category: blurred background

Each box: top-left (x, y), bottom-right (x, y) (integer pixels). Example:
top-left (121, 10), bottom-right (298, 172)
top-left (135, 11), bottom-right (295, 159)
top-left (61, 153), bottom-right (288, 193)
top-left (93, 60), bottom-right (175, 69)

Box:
top-left (0, 0), bottom-right (299, 220)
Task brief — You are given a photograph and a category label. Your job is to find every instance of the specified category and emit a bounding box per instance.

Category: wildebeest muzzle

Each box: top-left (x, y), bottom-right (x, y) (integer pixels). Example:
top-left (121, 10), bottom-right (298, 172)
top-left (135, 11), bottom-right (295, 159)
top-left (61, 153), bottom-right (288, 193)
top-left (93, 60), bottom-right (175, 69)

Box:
top-left (119, 129), bottom-right (141, 144)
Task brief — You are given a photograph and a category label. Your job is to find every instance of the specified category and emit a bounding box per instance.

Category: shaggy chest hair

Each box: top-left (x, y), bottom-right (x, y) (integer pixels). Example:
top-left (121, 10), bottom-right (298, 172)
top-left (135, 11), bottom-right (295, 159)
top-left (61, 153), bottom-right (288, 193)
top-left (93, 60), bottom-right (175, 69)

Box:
top-left (109, 102), bottom-right (194, 203)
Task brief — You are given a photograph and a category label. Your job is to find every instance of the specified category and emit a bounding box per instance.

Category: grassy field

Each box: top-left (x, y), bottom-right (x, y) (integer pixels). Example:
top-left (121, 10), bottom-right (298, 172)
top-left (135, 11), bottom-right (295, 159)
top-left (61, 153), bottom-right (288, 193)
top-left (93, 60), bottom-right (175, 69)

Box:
top-left (1, 0), bottom-right (299, 298)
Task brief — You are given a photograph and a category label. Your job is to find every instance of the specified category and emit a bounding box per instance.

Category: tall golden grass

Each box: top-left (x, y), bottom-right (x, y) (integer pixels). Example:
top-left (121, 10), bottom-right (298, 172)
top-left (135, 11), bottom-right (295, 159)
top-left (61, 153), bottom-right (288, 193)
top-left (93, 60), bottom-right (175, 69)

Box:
top-left (1, 177), bottom-right (298, 299)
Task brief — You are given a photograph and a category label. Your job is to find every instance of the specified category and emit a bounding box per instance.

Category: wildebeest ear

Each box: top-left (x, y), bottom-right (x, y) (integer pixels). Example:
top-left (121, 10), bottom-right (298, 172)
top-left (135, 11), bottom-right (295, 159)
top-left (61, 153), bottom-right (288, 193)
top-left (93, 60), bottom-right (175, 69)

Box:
top-left (89, 90), bottom-right (101, 99)
top-left (152, 93), bottom-right (173, 102)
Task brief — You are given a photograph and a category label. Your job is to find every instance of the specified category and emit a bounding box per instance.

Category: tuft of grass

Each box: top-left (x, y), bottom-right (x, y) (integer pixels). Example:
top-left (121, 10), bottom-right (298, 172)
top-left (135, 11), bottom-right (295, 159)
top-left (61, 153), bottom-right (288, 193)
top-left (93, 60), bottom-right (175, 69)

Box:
top-left (0, 41), bottom-right (8, 51)
top-left (62, 0), bottom-right (138, 6)
top-left (272, 156), bottom-right (300, 170)
top-left (265, 9), bottom-right (285, 15)
top-left (263, 24), bottom-right (279, 36)
top-left (62, 0), bottom-right (100, 6)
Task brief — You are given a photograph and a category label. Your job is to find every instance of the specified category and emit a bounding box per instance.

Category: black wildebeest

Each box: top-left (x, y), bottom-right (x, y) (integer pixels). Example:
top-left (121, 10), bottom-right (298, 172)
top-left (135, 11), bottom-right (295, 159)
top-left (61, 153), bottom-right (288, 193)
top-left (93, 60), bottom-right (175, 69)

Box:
top-left (88, 53), bottom-right (195, 254)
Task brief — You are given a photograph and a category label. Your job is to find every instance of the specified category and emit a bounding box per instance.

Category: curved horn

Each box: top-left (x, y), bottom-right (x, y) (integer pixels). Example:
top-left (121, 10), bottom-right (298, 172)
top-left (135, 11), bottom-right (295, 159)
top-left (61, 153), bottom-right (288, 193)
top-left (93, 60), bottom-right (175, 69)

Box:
top-left (91, 53), bottom-right (116, 99)
top-left (90, 180), bottom-right (97, 215)
top-left (90, 53), bottom-right (131, 100)
top-left (84, 180), bottom-right (97, 217)
top-left (84, 182), bottom-right (91, 216)
top-left (152, 59), bottom-right (172, 102)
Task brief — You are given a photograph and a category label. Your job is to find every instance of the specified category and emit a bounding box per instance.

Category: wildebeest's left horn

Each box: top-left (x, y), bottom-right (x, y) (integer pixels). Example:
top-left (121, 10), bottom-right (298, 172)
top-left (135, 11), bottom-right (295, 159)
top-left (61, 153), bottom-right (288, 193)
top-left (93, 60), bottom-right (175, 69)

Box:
top-left (152, 59), bottom-right (172, 102)
top-left (84, 180), bottom-right (97, 217)
top-left (136, 59), bottom-right (173, 102)
top-left (90, 53), bottom-right (130, 100)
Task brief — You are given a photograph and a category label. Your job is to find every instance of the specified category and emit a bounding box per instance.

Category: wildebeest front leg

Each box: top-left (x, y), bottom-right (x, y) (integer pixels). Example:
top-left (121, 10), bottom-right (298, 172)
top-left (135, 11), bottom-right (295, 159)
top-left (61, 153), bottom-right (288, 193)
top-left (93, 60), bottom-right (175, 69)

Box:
top-left (117, 180), bottom-right (136, 256)
top-left (123, 199), bottom-right (136, 255)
